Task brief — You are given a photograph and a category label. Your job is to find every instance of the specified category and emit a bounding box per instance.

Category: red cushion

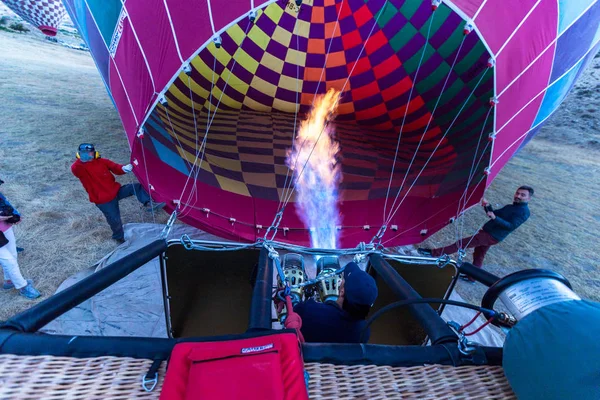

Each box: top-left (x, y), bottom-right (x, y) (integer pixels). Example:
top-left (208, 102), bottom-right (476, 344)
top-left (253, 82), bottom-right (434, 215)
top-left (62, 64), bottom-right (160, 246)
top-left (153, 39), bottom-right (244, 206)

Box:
top-left (160, 333), bottom-right (308, 400)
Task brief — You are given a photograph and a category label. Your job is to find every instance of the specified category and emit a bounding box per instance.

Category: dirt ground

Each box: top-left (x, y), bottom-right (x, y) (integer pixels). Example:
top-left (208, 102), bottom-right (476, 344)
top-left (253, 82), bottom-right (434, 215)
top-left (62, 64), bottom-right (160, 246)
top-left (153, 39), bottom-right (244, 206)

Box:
top-left (0, 29), bottom-right (599, 321)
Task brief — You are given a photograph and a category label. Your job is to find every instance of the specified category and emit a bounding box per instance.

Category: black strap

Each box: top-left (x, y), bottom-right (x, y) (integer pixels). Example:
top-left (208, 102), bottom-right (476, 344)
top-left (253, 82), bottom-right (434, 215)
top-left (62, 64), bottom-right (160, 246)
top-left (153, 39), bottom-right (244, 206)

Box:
top-left (142, 359), bottom-right (162, 392)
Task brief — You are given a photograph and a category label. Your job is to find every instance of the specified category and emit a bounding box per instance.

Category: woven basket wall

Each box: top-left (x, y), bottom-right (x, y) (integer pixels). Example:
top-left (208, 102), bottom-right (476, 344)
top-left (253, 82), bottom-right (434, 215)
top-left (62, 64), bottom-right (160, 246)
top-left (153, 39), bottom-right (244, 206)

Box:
top-left (0, 355), bottom-right (515, 399)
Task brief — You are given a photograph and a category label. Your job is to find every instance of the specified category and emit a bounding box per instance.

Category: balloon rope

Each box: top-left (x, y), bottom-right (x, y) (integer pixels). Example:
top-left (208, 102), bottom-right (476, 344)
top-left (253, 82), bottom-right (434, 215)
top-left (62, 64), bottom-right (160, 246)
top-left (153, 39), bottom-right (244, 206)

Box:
top-left (139, 138), bottom-right (157, 224)
top-left (384, 68), bottom-right (490, 227)
top-left (380, 172), bottom-right (485, 247)
top-left (382, 10), bottom-right (437, 222)
top-left (278, 12), bottom-right (304, 213)
top-left (384, 34), bottom-right (467, 226)
top-left (338, 6), bottom-right (384, 95)
top-left (163, 106), bottom-right (194, 172)
top-left (187, 73), bottom-right (201, 205)
top-left (179, 57), bottom-right (218, 218)
top-left (456, 106), bottom-right (493, 248)
top-left (175, 21), bottom-right (253, 217)
top-left (456, 137), bottom-right (493, 247)
top-left (461, 218), bottom-right (489, 250)
top-left (127, 172), bottom-right (145, 224)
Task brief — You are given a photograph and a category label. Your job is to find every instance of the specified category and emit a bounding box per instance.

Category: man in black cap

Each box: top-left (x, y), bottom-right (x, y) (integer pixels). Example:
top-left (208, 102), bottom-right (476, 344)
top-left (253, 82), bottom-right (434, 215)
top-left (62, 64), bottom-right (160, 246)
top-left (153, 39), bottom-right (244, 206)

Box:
top-left (294, 262), bottom-right (378, 343)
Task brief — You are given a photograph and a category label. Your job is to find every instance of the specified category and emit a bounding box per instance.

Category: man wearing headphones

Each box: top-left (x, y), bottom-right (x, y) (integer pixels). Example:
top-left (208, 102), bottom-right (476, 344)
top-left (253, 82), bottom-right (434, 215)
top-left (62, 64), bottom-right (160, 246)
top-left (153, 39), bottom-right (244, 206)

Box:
top-left (71, 144), bottom-right (165, 244)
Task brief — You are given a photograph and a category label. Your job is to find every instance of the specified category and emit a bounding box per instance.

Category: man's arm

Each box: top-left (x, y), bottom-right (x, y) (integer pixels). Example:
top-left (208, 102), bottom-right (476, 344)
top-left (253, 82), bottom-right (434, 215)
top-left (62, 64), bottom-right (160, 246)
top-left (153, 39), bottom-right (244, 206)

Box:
top-left (492, 211), bottom-right (528, 231)
top-left (71, 162), bottom-right (82, 178)
top-left (102, 159), bottom-right (126, 176)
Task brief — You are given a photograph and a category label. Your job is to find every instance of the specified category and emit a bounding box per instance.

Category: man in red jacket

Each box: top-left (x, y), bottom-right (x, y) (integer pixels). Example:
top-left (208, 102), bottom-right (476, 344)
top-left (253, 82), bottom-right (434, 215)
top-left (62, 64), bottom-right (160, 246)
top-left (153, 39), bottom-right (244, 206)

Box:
top-left (71, 143), bottom-right (165, 244)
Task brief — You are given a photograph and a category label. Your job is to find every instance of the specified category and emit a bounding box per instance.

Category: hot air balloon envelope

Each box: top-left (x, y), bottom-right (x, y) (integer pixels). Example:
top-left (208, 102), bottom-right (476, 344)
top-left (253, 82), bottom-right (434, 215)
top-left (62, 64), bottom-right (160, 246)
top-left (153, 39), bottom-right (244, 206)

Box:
top-left (63, 0), bottom-right (600, 247)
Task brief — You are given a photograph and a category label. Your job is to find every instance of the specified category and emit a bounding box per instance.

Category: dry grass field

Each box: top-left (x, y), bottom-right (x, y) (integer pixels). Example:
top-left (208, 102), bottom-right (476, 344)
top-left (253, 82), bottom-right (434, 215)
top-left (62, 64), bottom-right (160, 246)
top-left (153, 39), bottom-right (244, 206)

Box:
top-left (0, 29), bottom-right (599, 321)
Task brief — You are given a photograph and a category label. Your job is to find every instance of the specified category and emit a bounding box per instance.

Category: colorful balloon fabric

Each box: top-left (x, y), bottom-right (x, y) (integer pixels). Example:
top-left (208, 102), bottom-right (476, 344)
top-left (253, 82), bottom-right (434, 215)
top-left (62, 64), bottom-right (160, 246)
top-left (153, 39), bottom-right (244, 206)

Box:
top-left (1, 0), bottom-right (66, 36)
top-left (64, 0), bottom-right (600, 247)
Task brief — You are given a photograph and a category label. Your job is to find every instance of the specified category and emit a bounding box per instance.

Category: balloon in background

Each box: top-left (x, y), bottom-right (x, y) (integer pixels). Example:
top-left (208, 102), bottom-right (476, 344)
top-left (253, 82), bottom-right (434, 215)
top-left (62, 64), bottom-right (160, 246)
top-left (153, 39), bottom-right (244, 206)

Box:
top-left (1, 0), bottom-right (67, 36)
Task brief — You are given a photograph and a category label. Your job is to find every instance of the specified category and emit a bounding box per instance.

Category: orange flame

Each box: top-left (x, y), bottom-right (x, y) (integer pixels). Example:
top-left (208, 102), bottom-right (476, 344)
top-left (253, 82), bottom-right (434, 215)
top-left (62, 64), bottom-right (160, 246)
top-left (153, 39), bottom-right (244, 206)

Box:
top-left (287, 89), bottom-right (342, 249)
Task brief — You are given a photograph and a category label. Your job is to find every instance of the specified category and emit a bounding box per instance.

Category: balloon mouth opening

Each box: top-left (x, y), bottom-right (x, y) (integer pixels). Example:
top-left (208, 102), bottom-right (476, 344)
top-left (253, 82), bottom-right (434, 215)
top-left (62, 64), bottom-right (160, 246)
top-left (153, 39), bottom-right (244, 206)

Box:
top-left (39, 26), bottom-right (58, 36)
top-left (137, 0), bottom-right (496, 246)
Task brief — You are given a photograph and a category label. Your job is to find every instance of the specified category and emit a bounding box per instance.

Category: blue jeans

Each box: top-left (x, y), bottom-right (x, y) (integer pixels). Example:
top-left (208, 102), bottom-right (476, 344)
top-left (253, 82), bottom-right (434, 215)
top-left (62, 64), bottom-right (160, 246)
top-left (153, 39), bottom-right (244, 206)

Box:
top-left (95, 184), bottom-right (150, 240)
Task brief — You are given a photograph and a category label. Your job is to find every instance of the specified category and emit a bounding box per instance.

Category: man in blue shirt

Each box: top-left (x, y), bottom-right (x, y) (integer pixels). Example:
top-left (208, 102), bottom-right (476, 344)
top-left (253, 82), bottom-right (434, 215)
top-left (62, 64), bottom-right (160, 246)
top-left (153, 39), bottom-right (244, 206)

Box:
top-left (419, 186), bottom-right (533, 281)
top-left (294, 262), bottom-right (378, 343)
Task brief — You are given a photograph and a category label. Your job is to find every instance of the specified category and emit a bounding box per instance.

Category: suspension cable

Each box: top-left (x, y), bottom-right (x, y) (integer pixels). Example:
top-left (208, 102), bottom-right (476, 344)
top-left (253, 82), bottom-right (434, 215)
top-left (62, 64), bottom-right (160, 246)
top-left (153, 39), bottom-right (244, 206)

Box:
top-left (126, 171), bottom-right (145, 223)
top-left (164, 106), bottom-right (194, 172)
top-left (383, 68), bottom-right (491, 227)
top-left (186, 72), bottom-right (201, 205)
top-left (139, 135), bottom-right (157, 224)
top-left (177, 56), bottom-right (218, 219)
top-left (382, 9), bottom-right (437, 222)
top-left (176, 21), bottom-right (253, 219)
top-left (461, 218), bottom-right (488, 249)
top-left (278, 14), bottom-right (303, 213)
top-left (455, 106), bottom-right (493, 247)
top-left (380, 153), bottom-right (488, 247)
top-left (384, 35), bottom-right (468, 227)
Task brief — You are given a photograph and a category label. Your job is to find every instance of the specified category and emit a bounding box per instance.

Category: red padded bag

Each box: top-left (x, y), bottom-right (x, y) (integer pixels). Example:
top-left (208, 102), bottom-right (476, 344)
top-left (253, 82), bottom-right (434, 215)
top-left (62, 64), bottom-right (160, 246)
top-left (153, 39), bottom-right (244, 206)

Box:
top-left (160, 333), bottom-right (308, 400)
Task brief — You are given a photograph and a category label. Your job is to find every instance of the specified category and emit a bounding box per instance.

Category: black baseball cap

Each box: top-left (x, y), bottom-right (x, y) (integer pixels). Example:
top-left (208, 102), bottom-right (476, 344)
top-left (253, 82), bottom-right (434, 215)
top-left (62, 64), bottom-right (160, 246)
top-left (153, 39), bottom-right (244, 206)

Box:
top-left (343, 262), bottom-right (378, 307)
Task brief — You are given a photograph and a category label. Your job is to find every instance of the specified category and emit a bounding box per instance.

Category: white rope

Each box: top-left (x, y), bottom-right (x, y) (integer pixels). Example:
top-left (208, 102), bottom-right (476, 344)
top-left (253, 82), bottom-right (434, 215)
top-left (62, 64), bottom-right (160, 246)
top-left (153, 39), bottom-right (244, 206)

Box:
top-left (457, 140), bottom-right (491, 246)
top-left (205, 23), bottom-right (252, 131)
top-left (119, 2), bottom-right (156, 92)
top-left (494, 0), bottom-right (543, 58)
top-left (162, 0), bottom-right (184, 63)
top-left (184, 71), bottom-right (204, 207)
top-left (382, 202), bottom-right (458, 246)
top-left (384, 33), bottom-right (467, 225)
top-left (382, 10), bottom-right (437, 221)
top-left (380, 173), bottom-right (487, 246)
top-left (338, 7), bottom-right (384, 95)
top-left (176, 22), bottom-right (253, 218)
top-left (454, 106), bottom-right (493, 247)
top-left (384, 67), bottom-right (491, 227)
top-left (177, 56), bottom-right (218, 218)
top-left (164, 106), bottom-right (194, 171)
top-left (187, 75), bottom-right (200, 204)
top-left (139, 137), bottom-right (157, 224)
top-left (278, 14), bottom-right (303, 213)
top-left (461, 218), bottom-right (488, 249)
top-left (455, 170), bottom-right (490, 248)
top-left (126, 172), bottom-right (145, 223)
top-left (206, 0), bottom-right (216, 34)
top-left (182, 56), bottom-right (218, 214)
top-left (471, 0), bottom-right (489, 21)
top-left (110, 57), bottom-right (139, 126)
top-left (497, 0), bottom-right (599, 99)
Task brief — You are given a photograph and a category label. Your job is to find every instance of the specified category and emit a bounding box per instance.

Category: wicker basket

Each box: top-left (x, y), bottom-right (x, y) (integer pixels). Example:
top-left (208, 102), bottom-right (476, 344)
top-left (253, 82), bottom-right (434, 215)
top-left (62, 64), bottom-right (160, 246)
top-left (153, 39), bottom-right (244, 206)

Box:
top-left (0, 355), bottom-right (515, 399)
